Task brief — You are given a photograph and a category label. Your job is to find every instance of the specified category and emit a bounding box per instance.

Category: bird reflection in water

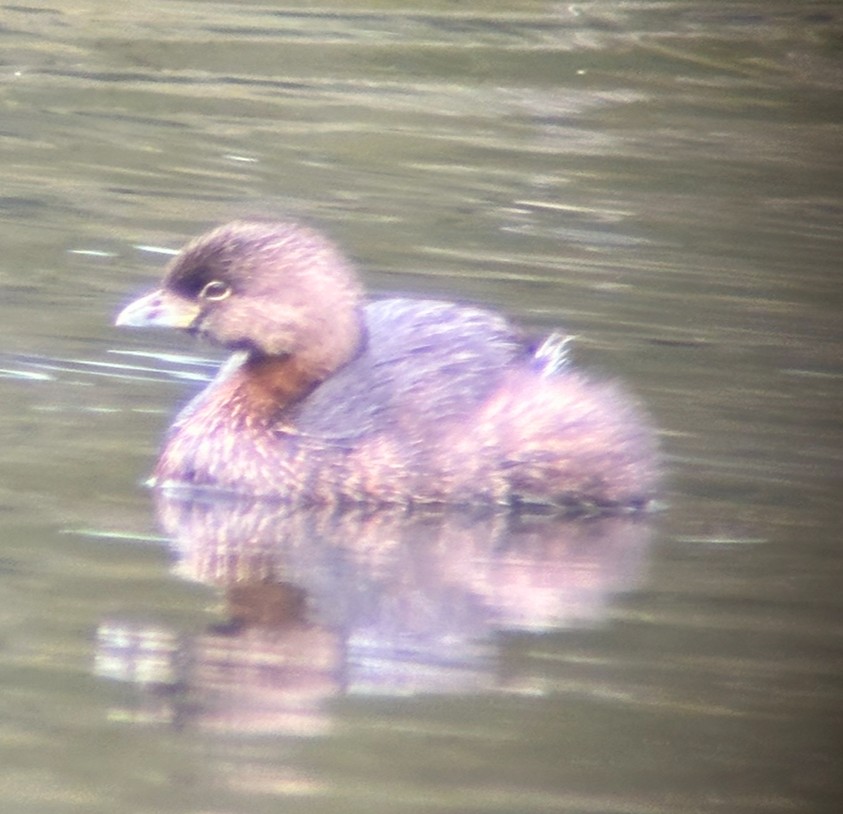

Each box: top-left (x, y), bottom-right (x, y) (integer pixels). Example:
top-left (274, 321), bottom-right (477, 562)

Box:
top-left (96, 497), bottom-right (654, 736)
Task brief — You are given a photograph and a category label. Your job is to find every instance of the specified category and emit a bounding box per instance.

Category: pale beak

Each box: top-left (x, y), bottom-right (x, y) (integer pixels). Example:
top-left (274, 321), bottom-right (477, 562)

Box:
top-left (115, 289), bottom-right (201, 330)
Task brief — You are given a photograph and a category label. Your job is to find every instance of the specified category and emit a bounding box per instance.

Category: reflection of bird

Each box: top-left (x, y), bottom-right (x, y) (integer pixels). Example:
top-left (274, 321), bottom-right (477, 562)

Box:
top-left (95, 497), bottom-right (653, 733)
top-left (117, 220), bottom-right (657, 512)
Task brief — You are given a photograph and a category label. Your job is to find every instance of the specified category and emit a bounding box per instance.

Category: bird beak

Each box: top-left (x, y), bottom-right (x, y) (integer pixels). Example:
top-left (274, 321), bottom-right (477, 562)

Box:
top-left (115, 289), bottom-right (201, 330)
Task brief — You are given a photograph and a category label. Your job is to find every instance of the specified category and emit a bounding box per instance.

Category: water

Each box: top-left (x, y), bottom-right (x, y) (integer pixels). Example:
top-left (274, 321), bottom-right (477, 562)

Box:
top-left (1, 2), bottom-right (841, 812)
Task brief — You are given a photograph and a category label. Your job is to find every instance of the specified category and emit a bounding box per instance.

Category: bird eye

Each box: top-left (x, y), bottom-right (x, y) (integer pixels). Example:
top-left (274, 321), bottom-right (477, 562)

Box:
top-left (198, 280), bottom-right (231, 301)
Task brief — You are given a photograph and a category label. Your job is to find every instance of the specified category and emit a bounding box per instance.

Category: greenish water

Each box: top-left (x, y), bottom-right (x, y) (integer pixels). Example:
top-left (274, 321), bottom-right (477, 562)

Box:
top-left (0, 2), bottom-right (841, 812)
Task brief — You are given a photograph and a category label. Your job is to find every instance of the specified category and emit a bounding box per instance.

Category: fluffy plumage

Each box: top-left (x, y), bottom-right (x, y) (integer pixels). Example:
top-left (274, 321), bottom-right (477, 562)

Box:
top-left (116, 220), bottom-right (658, 512)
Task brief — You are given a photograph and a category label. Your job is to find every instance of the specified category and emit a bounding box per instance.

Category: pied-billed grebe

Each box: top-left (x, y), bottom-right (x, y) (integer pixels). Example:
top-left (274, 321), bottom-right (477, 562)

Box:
top-left (116, 221), bottom-right (657, 512)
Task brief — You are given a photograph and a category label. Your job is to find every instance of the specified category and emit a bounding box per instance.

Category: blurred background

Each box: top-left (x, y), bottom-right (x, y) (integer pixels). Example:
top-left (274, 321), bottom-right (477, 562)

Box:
top-left (0, 2), bottom-right (840, 812)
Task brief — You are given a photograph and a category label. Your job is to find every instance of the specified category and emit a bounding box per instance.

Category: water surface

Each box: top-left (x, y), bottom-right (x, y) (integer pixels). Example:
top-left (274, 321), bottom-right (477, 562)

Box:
top-left (1, 2), bottom-right (841, 812)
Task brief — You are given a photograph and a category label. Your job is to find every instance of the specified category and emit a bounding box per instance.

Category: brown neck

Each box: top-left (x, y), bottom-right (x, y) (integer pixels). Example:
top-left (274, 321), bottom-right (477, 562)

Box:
top-left (236, 353), bottom-right (323, 423)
